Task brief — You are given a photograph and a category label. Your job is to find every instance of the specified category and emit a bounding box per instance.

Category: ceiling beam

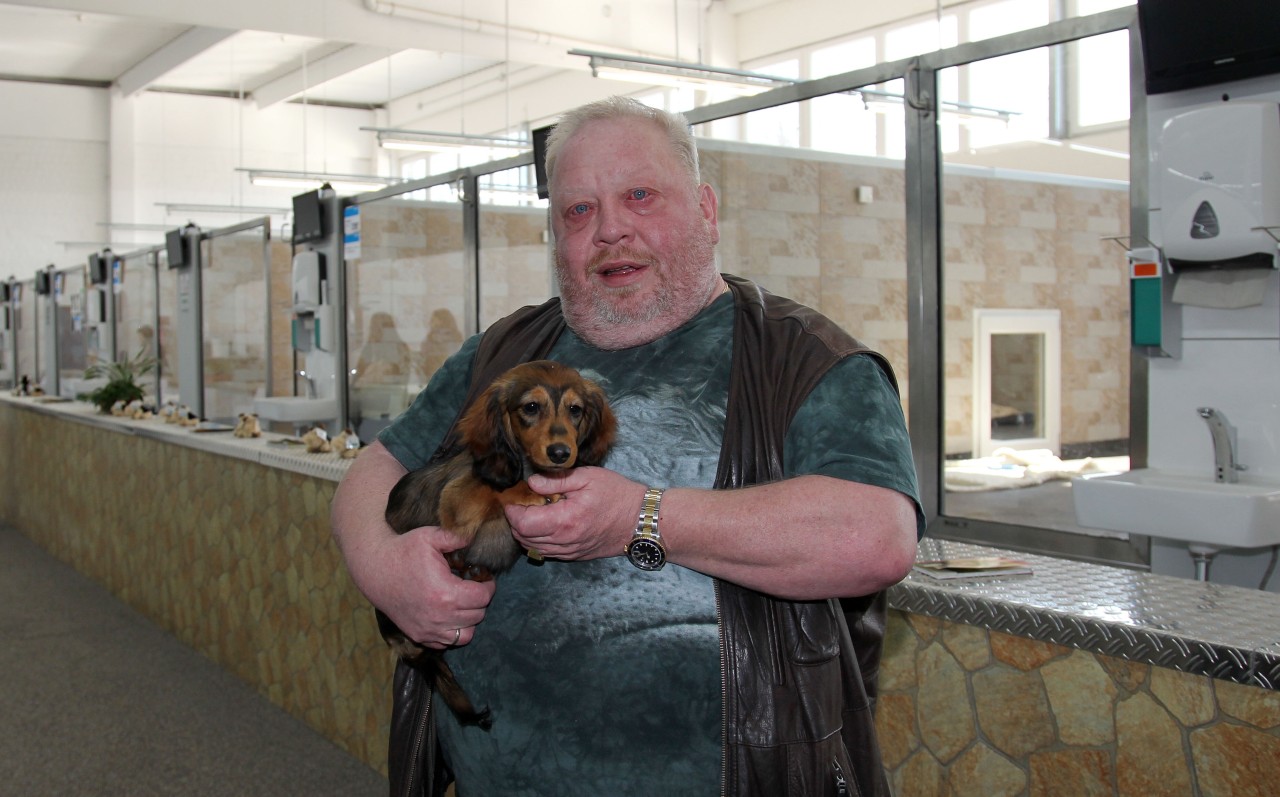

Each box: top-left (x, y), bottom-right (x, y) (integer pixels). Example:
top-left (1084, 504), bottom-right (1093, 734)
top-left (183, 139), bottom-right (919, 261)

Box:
top-left (252, 43), bottom-right (396, 109)
top-left (114, 25), bottom-right (236, 97)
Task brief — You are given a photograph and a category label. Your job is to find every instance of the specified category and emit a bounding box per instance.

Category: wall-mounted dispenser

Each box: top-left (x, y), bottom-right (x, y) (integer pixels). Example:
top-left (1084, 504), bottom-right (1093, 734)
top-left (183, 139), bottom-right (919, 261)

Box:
top-left (84, 249), bottom-right (116, 365)
top-left (1155, 101), bottom-right (1280, 310)
top-left (0, 278), bottom-right (13, 389)
top-left (1127, 245), bottom-right (1181, 358)
top-left (168, 223), bottom-right (204, 417)
top-left (254, 187), bottom-right (345, 431)
top-left (35, 265), bottom-right (58, 396)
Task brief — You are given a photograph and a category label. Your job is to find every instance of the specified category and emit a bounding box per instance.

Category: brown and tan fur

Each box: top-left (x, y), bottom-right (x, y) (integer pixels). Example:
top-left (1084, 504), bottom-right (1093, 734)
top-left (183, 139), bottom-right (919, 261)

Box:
top-left (377, 360), bottom-right (616, 728)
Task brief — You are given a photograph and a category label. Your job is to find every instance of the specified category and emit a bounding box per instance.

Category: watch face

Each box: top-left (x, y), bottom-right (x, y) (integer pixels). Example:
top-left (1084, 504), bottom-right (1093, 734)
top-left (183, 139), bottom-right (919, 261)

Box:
top-left (627, 537), bottom-right (666, 571)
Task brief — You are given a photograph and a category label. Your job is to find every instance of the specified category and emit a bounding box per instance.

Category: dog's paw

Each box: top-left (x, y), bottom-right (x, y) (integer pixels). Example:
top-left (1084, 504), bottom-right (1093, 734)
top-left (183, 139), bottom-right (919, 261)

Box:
top-left (543, 493), bottom-right (564, 505)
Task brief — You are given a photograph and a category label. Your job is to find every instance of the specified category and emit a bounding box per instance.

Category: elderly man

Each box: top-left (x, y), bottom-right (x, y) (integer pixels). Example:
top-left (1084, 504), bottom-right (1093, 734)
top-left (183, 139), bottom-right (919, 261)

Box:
top-left (332, 95), bottom-right (922, 797)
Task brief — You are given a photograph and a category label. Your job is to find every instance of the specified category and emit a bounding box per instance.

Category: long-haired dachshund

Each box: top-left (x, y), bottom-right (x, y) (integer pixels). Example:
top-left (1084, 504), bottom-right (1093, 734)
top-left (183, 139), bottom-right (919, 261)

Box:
top-left (377, 359), bottom-right (616, 728)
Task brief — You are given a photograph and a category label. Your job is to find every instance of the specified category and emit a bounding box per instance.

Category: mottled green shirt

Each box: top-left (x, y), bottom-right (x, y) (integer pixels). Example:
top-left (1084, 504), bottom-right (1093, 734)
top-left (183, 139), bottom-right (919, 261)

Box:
top-left (379, 292), bottom-right (920, 796)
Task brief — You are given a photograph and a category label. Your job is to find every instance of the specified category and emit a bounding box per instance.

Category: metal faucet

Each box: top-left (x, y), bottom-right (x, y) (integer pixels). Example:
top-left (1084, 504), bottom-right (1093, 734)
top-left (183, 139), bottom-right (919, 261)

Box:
top-left (1196, 407), bottom-right (1244, 483)
top-left (297, 369), bottom-right (317, 398)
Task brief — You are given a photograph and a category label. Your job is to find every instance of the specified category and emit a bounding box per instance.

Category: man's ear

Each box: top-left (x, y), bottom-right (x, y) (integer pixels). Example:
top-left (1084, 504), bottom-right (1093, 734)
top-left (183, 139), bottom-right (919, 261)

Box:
top-left (699, 183), bottom-right (719, 244)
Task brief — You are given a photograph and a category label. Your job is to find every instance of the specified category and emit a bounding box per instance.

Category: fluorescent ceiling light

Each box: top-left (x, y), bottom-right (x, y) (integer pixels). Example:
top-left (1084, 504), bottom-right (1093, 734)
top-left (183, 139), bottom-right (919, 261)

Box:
top-left (362, 127), bottom-right (528, 153)
top-left (158, 203), bottom-right (292, 215)
top-left (235, 168), bottom-right (398, 194)
top-left (568, 48), bottom-right (795, 96)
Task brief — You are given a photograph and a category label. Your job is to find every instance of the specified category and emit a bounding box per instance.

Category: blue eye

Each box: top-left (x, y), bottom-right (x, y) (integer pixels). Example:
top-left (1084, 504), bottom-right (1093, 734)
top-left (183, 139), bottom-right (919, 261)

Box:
top-left (629, 189), bottom-right (649, 200)
top-left (570, 203), bottom-right (590, 215)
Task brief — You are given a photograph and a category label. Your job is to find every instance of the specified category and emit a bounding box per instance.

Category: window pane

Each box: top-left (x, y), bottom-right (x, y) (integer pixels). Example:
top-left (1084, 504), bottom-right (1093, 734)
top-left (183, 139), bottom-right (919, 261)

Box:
top-left (1074, 30), bottom-right (1130, 128)
top-left (940, 37), bottom-right (1131, 535)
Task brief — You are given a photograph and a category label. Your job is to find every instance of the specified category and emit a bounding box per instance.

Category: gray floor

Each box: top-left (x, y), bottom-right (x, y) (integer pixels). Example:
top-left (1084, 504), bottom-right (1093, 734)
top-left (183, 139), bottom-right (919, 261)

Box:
top-left (0, 524), bottom-right (388, 797)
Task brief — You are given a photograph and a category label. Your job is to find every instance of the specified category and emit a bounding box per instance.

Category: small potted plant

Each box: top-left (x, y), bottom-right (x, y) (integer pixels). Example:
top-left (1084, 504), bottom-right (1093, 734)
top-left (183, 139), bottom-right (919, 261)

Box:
top-left (81, 347), bottom-right (158, 414)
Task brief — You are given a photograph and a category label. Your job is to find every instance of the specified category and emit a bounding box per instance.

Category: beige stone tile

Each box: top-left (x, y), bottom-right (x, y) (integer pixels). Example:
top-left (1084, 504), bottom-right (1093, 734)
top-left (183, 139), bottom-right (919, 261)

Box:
top-left (948, 741), bottom-right (1027, 797)
top-left (1029, 749), bottom-right (1115, 797)
top-left (1190, 722), bottom-right (1280, 797)
top-left (1042, 650), bottom-right (1118, 745)
top-left (916, 642), bottom-right (975, 762)
top-left (1150, 666), bottom-right (1216, 727)
top-left (973, 665), bottom-right (1057, 758)
top-left (1215, 679), bottom-right (1280, 729)
top-left (1116, 691), bottom-right (1192, 796)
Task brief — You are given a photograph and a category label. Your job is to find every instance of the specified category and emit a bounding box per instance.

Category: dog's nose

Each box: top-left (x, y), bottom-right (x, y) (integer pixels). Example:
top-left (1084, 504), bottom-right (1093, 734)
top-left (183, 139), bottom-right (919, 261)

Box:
top-left (547, 443), bottom-right (572, 465)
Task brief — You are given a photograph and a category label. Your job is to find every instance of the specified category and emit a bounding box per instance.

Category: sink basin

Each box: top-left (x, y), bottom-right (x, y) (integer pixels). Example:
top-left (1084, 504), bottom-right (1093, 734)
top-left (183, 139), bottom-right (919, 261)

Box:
top-left (1073, 468), bottom-right (1280, 549)
top-left (253, 396), bottom-right (339, 423)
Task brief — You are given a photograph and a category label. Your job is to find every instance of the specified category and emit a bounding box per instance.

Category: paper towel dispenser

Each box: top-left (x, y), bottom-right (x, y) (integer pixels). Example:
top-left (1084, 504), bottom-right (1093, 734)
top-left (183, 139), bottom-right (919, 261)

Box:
top-left (291, 250), bottom-right (326, 313)
top-left (1157, 101), bottom-right (1280, 273)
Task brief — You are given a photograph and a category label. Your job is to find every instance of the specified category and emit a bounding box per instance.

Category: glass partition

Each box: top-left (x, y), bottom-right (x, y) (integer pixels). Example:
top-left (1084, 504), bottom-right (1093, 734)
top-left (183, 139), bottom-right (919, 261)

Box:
top-left (55, 267), bottom-right (88, 395)
top-left (937, 35), bottom-right (1132, 537)
top-left (201, 222), bottom-right (271, 424)
top-left (114, 250), bottom-right (161, 400)
top-left (345, 193), bottom-right (467, 441)
top-left (478, 165), bottom-right (552, 329)
top-left (693, 96), bottom-right (911, 399)
top-left (156, 251), bottom-right (180, 406)
top-left (15, 279), bottom-right (35, 390)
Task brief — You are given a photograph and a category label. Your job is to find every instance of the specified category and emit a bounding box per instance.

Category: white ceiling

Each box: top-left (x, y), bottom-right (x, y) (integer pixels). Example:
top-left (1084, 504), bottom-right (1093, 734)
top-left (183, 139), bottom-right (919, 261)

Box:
top-left (0, 0), bottom-right (799, 125)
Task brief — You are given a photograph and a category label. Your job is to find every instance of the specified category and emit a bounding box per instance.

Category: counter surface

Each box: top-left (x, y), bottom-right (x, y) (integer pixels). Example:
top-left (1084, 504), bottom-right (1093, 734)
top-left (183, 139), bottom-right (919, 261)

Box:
top-left (4, 393), bottom-right (354, 482)
top-left (8, 393), bottom-right (1279, 691)
top-left (893, 539), bottom-right (1280, 690)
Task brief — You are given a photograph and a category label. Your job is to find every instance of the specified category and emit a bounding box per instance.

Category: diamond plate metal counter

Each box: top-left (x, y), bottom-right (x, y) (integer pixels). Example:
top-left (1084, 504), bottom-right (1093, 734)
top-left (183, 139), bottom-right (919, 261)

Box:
top-left (889, 540), bottom-right (1280, 690)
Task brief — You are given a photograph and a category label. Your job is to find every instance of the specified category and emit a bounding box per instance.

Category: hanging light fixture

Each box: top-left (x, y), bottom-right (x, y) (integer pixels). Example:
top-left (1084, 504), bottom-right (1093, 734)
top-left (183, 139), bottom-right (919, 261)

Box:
top-left (235, 168), bottom-right (400, 194)
top-left (568, 48), bottom-right (796, 96)
top-left (362, 127), bottom-right (529, 154)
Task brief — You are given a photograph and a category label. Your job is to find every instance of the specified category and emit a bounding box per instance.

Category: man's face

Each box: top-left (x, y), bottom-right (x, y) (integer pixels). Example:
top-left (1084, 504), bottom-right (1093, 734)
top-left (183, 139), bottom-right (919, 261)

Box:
top-left (549, 117), bottom-right (721, 350)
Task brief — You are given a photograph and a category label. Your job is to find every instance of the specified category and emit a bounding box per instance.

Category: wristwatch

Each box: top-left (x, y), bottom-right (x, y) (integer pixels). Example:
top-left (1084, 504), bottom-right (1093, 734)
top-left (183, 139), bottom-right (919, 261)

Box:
top-left (625, 487), bottom-right (666, 571)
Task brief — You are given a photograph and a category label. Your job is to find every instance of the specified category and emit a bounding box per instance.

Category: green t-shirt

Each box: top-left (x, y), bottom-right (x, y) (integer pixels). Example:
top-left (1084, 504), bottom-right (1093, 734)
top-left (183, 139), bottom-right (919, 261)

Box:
top-left (378, 292), bottom-right (921, 796)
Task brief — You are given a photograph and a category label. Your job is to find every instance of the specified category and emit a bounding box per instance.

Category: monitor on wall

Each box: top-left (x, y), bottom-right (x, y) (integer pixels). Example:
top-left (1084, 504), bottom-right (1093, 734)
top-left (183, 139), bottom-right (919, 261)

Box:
top-left (533, 125), bottom-right (553, 200)
top-left (1139, 0), bottom-right (1280, 95)
top-left (166, 228), bottom-right (188, 269)
top-left (292, 190), bottom-right (325, 244)
top-left (87, 253), bottom-right (109, 285)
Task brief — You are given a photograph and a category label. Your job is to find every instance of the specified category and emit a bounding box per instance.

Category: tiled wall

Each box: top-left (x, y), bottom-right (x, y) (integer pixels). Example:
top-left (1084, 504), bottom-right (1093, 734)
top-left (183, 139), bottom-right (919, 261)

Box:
top-left (702, 141), bottom-right (1130, 455)
top-left (877, 610), bottom-right (1280, 796)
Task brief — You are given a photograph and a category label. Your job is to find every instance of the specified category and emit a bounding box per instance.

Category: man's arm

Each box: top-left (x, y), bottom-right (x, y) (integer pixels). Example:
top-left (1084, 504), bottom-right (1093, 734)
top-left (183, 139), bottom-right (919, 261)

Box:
top-left (331, 440), bottom-right (496, 648)
top-left (507, 469), bottom-right (917, 601)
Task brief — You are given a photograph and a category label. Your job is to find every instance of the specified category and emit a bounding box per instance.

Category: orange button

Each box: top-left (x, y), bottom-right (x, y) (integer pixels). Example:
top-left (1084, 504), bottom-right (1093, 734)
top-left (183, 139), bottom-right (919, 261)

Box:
top-left (1132, 262), bottom-right (1159, 278)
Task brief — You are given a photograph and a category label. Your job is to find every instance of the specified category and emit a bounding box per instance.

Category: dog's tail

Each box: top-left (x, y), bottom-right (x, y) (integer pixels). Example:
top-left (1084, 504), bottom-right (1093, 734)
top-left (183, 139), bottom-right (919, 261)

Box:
top-left (378, 609), bottom-right (494, 730)
top-left (431, 658), bottom-right (493, 730)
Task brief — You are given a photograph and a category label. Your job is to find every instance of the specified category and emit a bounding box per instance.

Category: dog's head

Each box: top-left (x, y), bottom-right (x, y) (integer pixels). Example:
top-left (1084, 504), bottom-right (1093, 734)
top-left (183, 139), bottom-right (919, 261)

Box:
top-left (458, 360), bottom-right (617, 489)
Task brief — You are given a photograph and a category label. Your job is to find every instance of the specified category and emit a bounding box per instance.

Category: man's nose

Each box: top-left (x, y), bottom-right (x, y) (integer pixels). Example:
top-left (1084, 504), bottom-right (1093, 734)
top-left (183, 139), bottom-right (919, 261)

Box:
top-left (593, 200), bottom-right (632, 246)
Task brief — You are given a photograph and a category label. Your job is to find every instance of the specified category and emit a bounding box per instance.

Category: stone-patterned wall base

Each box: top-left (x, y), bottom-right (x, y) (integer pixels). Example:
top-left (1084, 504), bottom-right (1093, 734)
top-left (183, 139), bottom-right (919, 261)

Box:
top-left (0, 403), bottom-right (393, 774)
top-left (877, 610), bottom-right (1280, 796)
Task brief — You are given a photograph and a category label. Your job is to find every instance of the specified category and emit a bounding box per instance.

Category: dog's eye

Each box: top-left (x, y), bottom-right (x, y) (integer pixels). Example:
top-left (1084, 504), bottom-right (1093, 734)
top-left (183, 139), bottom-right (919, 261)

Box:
top-left (567, 404), bottom-right (584, 419)
top-left (521, 401), bottom-right (541, 416)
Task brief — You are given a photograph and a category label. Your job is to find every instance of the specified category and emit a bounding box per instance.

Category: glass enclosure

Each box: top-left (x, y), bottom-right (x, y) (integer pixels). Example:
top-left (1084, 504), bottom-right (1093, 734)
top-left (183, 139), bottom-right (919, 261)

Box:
top-left (156, 250), bottom-right (181, 405)
top-left (692, 96), bottom-right (911, 391)
top-left (344, 192), bottom-right (468, 442)
top-left (477, 165), bottom-right (552, 329)
top-left (55, 267), bottom-right (87, 393)
top-left (201, 222), bottom-right (271, 424)
top-left (114, 250), bottom-right (161, 400)
top-left (15, 279), bottom-right (35, 389)
top-left (938, 35), bottom-right (1132, 539)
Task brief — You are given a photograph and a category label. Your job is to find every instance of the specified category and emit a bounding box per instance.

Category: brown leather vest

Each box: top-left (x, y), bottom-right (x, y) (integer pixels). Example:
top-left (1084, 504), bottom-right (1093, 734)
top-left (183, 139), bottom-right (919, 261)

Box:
top-left (389, 274), bottom-right (894, 797)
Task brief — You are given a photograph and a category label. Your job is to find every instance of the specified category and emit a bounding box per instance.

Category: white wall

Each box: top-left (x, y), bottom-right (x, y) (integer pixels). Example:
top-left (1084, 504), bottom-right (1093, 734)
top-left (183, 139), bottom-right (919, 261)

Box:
top-left (0, 81), bottom-right (108, 274)
top-left (1143, 72), bottom-right (1280, 591)
top-left (0, 80), bottom-right (378, 277)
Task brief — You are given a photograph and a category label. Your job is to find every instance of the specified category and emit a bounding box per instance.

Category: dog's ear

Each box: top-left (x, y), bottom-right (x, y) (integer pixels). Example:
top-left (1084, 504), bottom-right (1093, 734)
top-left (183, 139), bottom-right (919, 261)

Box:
top-left (575, 379), bottom-right (617, 467)
top-left (459, 380), bottom-right (524, 489)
